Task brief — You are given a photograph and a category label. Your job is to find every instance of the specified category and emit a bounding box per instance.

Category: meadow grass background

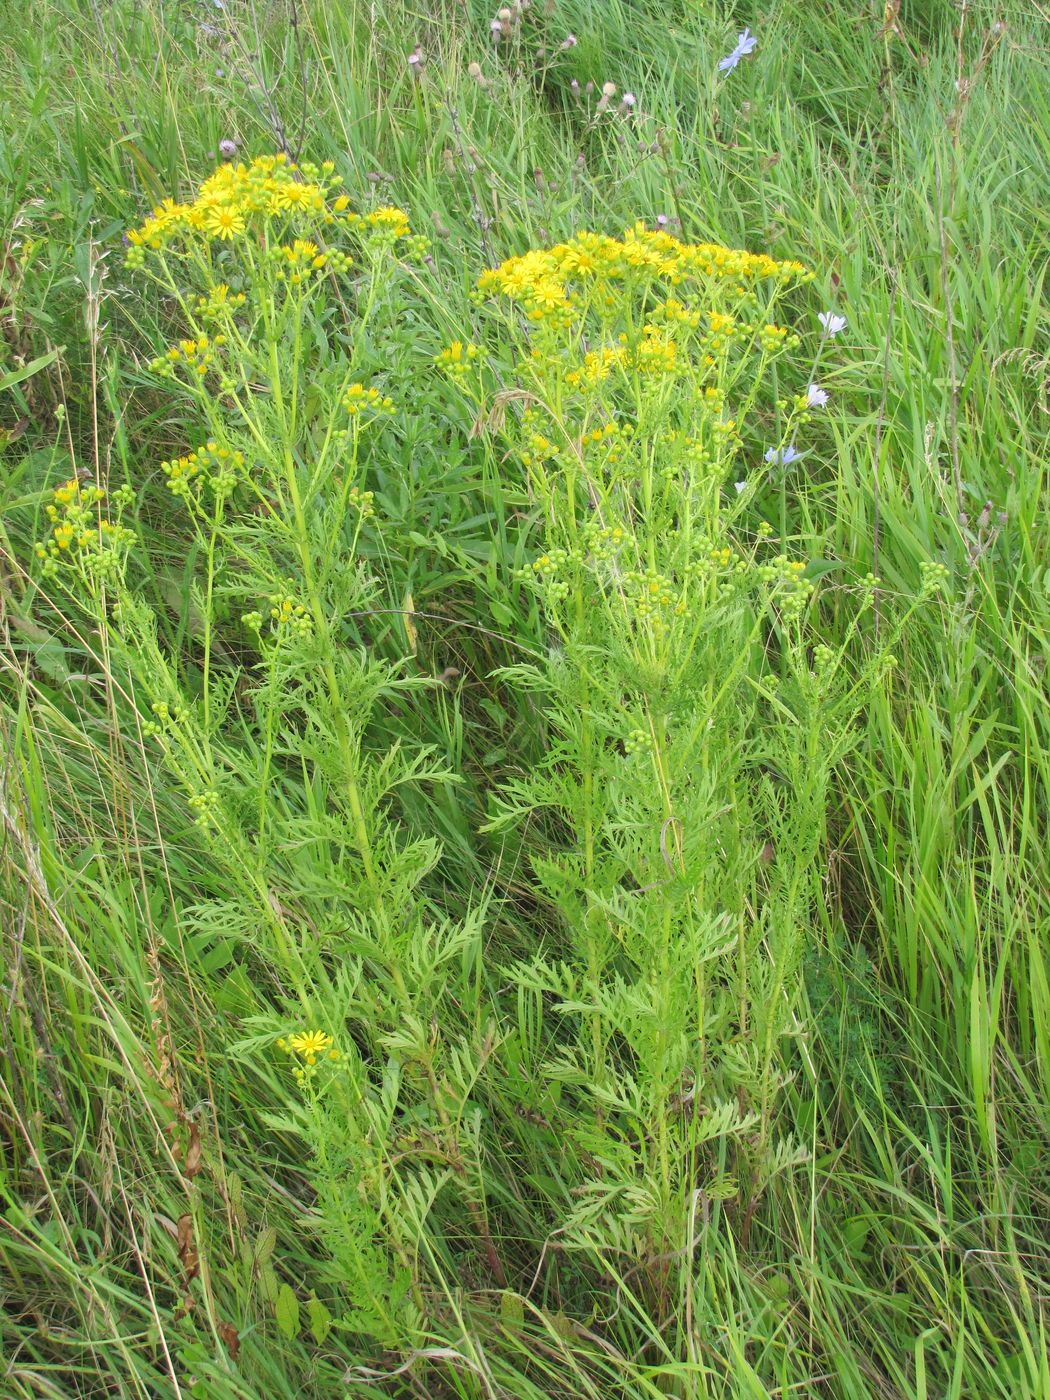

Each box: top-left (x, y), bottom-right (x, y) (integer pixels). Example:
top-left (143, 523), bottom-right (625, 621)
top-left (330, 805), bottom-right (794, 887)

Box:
top-left (1, 0), bottom-right (1049, 1396)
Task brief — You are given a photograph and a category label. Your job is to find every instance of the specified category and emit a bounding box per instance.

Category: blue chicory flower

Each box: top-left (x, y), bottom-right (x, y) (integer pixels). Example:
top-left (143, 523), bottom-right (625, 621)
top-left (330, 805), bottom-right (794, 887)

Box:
top-left (718, 28), bottom-right (757, 73)
top-left (765, 444), bottom-right (802, 466)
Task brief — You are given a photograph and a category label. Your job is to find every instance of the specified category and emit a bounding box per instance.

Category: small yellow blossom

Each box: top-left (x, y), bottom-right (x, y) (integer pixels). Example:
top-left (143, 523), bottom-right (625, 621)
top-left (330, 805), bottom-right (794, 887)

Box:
top-left (283, 1030), bottom-right (334, 1066)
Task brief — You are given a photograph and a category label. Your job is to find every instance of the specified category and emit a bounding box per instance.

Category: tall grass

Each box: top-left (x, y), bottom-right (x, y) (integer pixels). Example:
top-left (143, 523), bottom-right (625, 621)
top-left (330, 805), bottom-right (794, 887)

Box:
top-left (1, 0), bottom-right (1048, 1396)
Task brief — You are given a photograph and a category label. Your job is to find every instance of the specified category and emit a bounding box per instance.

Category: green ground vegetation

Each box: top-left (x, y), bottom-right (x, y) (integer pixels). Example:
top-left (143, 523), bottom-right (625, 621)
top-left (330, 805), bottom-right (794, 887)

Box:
top-left (1, 1), bottom-right (1048, 1396)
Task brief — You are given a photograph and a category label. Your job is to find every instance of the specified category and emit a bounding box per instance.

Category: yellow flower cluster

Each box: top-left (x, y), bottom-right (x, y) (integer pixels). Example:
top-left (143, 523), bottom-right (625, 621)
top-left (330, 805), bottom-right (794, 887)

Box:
top-left (127, 155), bottom-right (337, 252)
top-left (565, 345), bottom-right (624, 388)
top-left (40, 478), bottom-right (103, 553)
top-left (279, 238), bottom-right (328, 278)
top-left (622, 327), bottom-right (678, 376)
top-left (346, 206), bottom-right (412, 238)
top-left (477, 223), bottom-right (812, 321)
top-left (758, 323), bottom-right (791, 353)
top-left (705, 311), bottom-right (739, 354)
top-left (578, 419), bottom-right (632, 466)
top-left (35, 478), bottom-right (135, 579)
top-left (520, 429), bottom-right (559, 468)
top-left (561, 322), bottom-right (709, 387)
top-left (126, 155), bottom-right (417, 268)
top-left (650, 296), bottom-right (702, 329)
top-left (161, 442), bottom-right (246, 500)
top-left (435, 341), bottom-right (480, 376)
top-left (343, 383), bottom-right (395, 418)
top-left (151, 333), bottom-right (225, 381)
top-left (196, 283), bottom-right (246, 321)
top-left (277, 1029), bottom-right (340, 1085)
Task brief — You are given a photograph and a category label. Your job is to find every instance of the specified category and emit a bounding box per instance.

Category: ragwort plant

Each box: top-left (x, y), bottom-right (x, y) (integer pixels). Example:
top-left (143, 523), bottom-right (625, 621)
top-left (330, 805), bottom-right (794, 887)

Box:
top-left (28, 157), bottom-right (944, 1376)
top-left (34, 156), bottom-right (508, 1357)
top-left (442, 225), bottom-right (929, 1310)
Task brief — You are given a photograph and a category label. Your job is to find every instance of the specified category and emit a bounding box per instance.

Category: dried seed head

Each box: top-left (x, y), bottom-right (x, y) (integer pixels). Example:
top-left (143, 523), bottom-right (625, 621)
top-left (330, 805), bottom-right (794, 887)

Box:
top-left (596, 81), bottom-right (617, 113)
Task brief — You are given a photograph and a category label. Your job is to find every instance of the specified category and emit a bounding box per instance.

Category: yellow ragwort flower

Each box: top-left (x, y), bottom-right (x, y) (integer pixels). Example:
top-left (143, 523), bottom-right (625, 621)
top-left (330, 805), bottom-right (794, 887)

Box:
top-left (285, 1029), bottom-right (334, 1064)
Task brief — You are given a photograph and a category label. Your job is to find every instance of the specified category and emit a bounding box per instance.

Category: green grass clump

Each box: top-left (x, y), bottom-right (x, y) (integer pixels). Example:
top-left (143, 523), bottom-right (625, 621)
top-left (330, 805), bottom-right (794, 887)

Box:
top-left (1, 1), bottom-right (1048, 1397)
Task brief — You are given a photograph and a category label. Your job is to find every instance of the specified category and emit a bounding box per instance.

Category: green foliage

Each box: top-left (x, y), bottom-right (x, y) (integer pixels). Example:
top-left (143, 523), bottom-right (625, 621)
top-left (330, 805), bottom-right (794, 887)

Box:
top-left (1, 0), bottom-right (1049, 1397)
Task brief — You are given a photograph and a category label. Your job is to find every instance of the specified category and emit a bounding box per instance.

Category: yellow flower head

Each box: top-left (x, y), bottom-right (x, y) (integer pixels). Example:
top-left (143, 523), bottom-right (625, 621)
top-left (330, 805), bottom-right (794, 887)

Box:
top-left (284, 1029), bottom-right (334, 1065)
top-left (203, 204), bottom-right (245, 241)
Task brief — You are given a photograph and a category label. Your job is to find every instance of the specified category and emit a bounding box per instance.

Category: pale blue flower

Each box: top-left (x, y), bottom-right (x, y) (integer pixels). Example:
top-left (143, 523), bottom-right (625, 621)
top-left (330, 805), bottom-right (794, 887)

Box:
top-left (818, 311), bottom-right (847, 337)
top-left (718, 28), bottom-right (757, 73)
top-left (765, 444), bottom-right (801, 466)
top-left (806, 383), bottom-right (829, 408)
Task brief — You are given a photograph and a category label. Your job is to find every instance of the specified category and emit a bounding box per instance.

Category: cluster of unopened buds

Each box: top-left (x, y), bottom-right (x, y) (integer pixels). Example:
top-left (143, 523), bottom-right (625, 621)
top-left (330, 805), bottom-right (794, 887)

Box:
top-left (268, 593), bottom-right (314, 638)
top-left (196, 283), bottom-right (247, 321)
top-left (148, 699), bottom-right (188, 731)
top-left (756, 555), bottom-right (814, 619)
top-left (919, 560), bottom-right (950, 596)
top-left (161, 441), bottom-right (246, 500)
top-left (811, 643), bottom-right (837, 683)
top-left (523, 546), bottom-right (572, 601)
top-left (657, 429), bottom-right (716, 485)
top-left (579, 420), bottom-right (632, 465)
top-left (704, 544), bottom-right (747, 574)
top-left (344, 486), bottom-right (376, 518)
top-left (624, 727), bottom-right (653, 755)
top-left (625, 567), bottom-right (684, 620)
top-left (342, 383), bottom-right (396, 419)
top-left (187, 789), bottom-right (221, 827)
top-left (581, 521), bottom-right (626, 562)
